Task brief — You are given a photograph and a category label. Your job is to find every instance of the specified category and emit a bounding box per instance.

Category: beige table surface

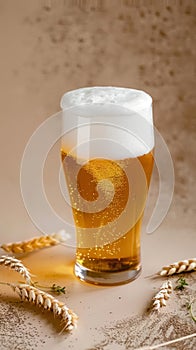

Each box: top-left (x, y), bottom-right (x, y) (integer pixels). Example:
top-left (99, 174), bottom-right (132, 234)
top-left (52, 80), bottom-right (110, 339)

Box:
top-left (0, 1), bottom-right (195, 349)
top-left (0, 195), bottom-right (195, 350)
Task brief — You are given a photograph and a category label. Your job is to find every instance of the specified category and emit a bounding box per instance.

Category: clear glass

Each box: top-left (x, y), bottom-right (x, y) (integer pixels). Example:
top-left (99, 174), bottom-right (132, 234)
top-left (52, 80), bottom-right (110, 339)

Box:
top-left (61, 87), bottom-right (154, 285)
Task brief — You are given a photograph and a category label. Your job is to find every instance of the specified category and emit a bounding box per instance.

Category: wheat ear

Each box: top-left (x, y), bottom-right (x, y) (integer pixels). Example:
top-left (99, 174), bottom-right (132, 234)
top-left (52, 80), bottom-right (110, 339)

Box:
top-left (8, 283), bottom-right (78, 331)
top-left (0, 230), bottom-right (70, 254)
top-left (159, 258), bottom-right (196, 276)
top-left (152, 281), bottom-right (172, 310)
top-left (0, 255), bottom-right (32, 284)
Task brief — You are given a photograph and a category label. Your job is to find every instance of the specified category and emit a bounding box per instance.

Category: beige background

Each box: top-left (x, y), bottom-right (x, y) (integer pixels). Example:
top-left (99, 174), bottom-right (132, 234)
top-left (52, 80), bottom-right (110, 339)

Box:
top-left (0, 1), bottom-right (195, 349)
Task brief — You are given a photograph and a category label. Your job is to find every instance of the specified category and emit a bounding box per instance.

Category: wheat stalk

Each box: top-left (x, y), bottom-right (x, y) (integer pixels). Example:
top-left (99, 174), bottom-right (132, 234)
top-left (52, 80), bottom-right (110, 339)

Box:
top-left (0, 255), bottom-right (32, 284)
top-left (152, 281), bottom-right (172, 310)
top-left (7, 283), bottom-right (78, 331)
top-left (0, 230), bottom-right (70, 254)
top-left (159, 258), bottom-right (196, 276)
top-left (135, 333), bottom-right (196, 350)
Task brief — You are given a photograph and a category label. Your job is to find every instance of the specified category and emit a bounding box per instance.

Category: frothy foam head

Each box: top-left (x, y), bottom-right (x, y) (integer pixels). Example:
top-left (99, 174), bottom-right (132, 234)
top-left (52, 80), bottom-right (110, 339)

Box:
top-left (61, 87), bottom-right (152, 113)
top-left (61, 87), bottom-right (154, 159)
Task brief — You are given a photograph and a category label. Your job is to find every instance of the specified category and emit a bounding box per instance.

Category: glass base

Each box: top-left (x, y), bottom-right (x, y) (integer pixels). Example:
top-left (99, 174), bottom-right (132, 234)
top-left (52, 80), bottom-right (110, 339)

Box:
top-left (74, 262), bottom-right (141, 286)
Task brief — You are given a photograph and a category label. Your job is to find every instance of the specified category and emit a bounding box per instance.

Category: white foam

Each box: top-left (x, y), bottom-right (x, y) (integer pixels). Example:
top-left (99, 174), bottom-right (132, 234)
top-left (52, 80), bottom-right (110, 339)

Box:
top-left (61, 87), bottom-right (154, 159)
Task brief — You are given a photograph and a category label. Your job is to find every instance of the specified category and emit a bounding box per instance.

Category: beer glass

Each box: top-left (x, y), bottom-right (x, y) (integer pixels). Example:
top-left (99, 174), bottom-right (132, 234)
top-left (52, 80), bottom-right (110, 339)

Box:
top-left (61, 87), bottom-right (154, 285)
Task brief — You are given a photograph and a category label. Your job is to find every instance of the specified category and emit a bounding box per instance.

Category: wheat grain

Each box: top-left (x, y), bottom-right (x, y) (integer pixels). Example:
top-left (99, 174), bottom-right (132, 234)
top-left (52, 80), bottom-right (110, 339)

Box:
top-left (152, 281), bottom-right (172, 310)
top-left (159, 258), bottom-right (196, 276)
top-left (8, 283), bottom-right (78, 331)
top-left (0, 230), bottom-right (70, 254)
top-left (0, 255), bottom-right (32, 284)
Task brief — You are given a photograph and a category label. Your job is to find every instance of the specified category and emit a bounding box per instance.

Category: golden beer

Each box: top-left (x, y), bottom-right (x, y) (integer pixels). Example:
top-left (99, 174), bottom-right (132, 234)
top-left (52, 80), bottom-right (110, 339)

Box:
top-left (61, 149), bottom-right (154, 274)
top-left (61, 86), bottom-right (154, 284)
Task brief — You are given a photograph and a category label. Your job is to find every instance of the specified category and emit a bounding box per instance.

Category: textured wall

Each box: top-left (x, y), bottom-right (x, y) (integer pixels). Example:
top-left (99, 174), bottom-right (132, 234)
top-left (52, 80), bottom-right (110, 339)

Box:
top-left (0, 0), bottom-right (195, 235)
